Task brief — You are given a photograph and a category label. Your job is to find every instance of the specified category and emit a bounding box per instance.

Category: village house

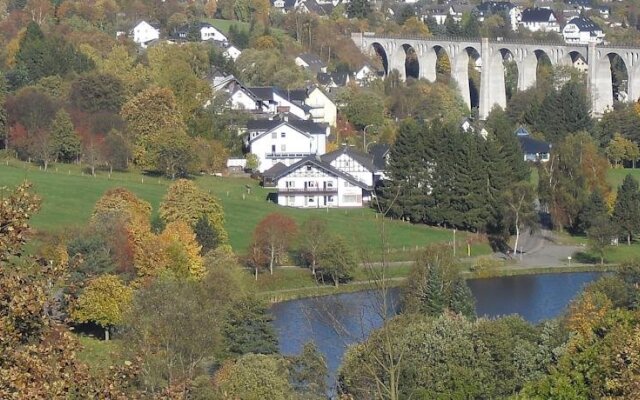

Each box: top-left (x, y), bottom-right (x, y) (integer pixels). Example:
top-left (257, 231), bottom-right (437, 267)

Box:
top-left (131, 21), bottom-right (160, 47)
top-left (171, 22), bottom-right (227, 42)
top-left (246, 118), bottom-right (330, 173)
top-left (223, 44), bottom-right (242, 61)
top-left (369, 143), bottom-right (390, 181)
top-left (475, 2), bottom-right (521, 31)
top-left (267, 147), bottom-right (377, 208)
top-left (563, 16), bottom-right (605, 44)
top-left (295, 53), bottom-right (328, 74)
top-left (519, 7), bottom-right (560, 32)
top-left (515, 126), bottom-right (551, 162)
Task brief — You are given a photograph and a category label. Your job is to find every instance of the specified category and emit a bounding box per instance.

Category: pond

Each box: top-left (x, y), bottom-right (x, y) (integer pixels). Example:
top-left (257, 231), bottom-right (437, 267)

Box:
top-left (271, 271), bottom-right (601, 393)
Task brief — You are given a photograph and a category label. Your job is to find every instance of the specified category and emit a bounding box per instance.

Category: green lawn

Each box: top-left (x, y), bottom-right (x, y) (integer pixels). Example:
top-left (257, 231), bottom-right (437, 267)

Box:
top-left (607, 167), bottom-right (640, 189)
top-left (77, 336), bottom-right (121, 374)
top-left (0, 160), bottom-right (479, 256)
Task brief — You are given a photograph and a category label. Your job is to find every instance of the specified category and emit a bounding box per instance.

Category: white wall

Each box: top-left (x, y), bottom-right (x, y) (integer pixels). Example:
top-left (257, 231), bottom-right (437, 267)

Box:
top-left (250, 124), bottom-right (325, 172)
top-left (133, 22), bottom-right (159, 45)
top-left (229, 90), bottom-right (257, 111)
top-left (306, 88), bottom-right (337, 127)
top-left (273, 92), bottom-right (308, 120)
top-left (328, 153), bottom-right (373, 186)
top-left (201, 26), bottom-right (227, 42)
top-left (276, 164), bottom-right (364, 207)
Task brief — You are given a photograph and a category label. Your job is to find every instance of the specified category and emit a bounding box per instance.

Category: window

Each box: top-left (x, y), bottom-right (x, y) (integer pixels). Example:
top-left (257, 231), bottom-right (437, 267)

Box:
top-left (271, 145), bottom-right (276, 153)
top-left (326, 181), bottom-right (333, 188)
top-left (287, 196), bottom-right (295, 206)
top-left (342, 194), bottom-right (362, 203)
top-left (307, 196), bottom-right (314, 203)
top-left (271, 132), bottom-right (277, 139)
top-left (306, 165), bottom-right (312, 171)
top-left (327, 195), bottom-right (334, 202)
top-left (281, 132), bottom-right (286, 138)
top-left (281, 144), bottom-right (286, 152)
top-left (286, 181), bottom-right (295, 188)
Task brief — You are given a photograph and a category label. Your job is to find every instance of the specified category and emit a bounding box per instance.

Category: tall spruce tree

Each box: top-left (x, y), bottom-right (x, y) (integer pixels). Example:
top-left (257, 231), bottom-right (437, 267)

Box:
top-left (612, 174), bottom-right (640, 245)
top-left (578, 189), bottom-right (608, 234)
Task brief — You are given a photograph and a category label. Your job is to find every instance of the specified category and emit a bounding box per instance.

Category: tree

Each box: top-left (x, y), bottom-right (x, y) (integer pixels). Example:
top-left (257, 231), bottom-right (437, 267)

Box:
top-left (502, 182), bottom-right (537, 257)
top-left (612, 174), bottom-right (640, 245)
top-left (223, 297), bottom-right (279, 356)
top-left (245, 153), bottom-right (260, 171)
top-left (317, 235), bottom-right (357, 287)
top-left (28, 129), bottom-right (55, 170)
top-left (103, 129), bottom-right (131, 171)
top-left (252, 213), bottom-right (297, 275)
top-left (402, 245), bottom-right (475, 317)
top-left (194, 215), bottom-right (219, 255)
top-left (587, 215), bottom-right (616, 265)
top-left (0, 182), bottom-right (40, 260)
top-left (340, 88), bottom-right (385, 130)
top-left (578, 189), bottom-right (608, 234)
top-left (124, 276), bottom-right (226, 393)
top-left (159, 179), bottom-right (228, 246)
top-left (71, 274), bottom-right (133, 340)
top-left (606, 133), bottom-right (630, 167)
top-left (159, 221), bottom-right (205, 280)
top-left (120, 86), bottom-right (185, 166)
top-left (50, 109), bottom-right (81, 163)
top-left (70, 73), bottom-right (125, 114)
top-left (299, 217), bottom-right (328, 276)
top-left (288, 342), bottom-right (328, 399)
top-left (214, 354), bottom-right (294, 400)
top-left (401, 17), bottom-right (430, 36)
top-left (150, 129), bottom-right (197, 179)
top-left (347, 0), bottom-right (371, 18)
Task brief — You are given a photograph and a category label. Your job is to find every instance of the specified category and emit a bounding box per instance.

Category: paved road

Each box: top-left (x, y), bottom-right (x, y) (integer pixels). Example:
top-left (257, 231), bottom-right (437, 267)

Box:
top-left (504, 229), bottom-right (584, 268)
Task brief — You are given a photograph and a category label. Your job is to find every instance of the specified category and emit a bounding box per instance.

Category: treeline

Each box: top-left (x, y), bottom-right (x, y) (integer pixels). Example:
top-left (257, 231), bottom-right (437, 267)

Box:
top-left (376, 112), bottom-right (531, 248)
top-left (338, 245), bottom-right (640, 399)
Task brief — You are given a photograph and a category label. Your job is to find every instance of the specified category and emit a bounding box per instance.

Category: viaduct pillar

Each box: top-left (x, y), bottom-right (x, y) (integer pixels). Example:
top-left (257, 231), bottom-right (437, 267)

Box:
top-left (479, 39), bottom-right (506, 120)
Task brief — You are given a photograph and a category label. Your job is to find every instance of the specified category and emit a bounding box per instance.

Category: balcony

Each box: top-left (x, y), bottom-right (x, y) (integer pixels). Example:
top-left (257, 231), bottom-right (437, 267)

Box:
top-left (265, 152), bottom-right (311, 159)
top-left (278, 187), bottom-right (338, 194)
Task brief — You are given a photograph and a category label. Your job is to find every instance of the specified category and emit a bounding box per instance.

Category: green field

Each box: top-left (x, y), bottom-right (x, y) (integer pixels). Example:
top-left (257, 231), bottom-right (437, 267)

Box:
top-left (0, 160), bottom-right (483, 256)
top-left (607, 167), bottom-right (640, 189)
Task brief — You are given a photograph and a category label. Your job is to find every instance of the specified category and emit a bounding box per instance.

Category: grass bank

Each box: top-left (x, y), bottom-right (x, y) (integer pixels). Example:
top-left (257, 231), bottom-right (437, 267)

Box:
top-left (0, 160), bottom-right (489, 259)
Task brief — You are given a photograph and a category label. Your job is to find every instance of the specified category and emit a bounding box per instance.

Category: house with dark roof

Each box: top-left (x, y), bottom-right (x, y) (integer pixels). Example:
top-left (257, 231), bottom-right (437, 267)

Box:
top-left (295, 53), bottom-right (327, 74)
top-left (515, 127), bottom-right (551, 162)
top-left (519, 7), bottom-right (560, 32)
top-left (562, 16), bottom-right (604, 44)
top-left (246, 118), bottom-right (330, 173)
top-left (226, 86), bottom-right (313, 120)
top-left (369, 143), bottom-right (390, 180)
top-left (266, 147), bottom-right (377, 208)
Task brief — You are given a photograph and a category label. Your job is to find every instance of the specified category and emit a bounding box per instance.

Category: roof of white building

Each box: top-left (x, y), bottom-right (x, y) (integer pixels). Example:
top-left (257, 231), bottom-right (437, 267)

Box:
top-left (270, 154), bottom-right (373, 190)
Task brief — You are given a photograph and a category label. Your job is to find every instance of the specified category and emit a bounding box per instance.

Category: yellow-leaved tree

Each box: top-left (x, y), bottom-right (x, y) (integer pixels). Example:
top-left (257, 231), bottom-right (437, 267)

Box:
top-left (160, 221), bottom-right (205, 280)
top-left (159, 179), bottom-right (228, 246)
top-left (72, 274), bottom-right (133, 340)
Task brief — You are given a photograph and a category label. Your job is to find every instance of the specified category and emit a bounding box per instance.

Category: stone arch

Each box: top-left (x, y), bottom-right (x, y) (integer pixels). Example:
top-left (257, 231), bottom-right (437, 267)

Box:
top-left (401, 43), bottom-right (420, 79)
top-left (369, 42), bottom-right (389, 76)
top-left (518, 49), bottom-right (552, 91)
top-left (452, 46), bottom-right (481, 111)
top-left (499, 48), bottom-right (518, 100)
top-left (594, 51), bottom-right (629, 113)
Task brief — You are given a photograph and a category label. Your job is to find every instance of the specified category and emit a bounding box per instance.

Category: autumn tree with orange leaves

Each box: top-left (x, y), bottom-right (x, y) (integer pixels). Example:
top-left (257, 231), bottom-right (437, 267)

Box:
top-left (250, 213), bottom-right (297, 276)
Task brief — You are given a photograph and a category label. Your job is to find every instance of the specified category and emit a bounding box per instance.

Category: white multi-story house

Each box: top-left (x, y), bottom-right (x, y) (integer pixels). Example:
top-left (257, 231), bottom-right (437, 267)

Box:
top-left (563, 16), bottom-right (605, 44)
top-left (305, 86), bottom-right (337, 127)
top-left (132, 21), bottom-right (160, 47)
top-left (230, 87), bottom-right (312, 120)
top-left (200, 23), bottom-right (227, 41)
top-left (246, 119), bottom-right (329, 172)
top-left (519, 7), bottom-right (560, 32)
top-left (268, 147), bottom-right (377, 208)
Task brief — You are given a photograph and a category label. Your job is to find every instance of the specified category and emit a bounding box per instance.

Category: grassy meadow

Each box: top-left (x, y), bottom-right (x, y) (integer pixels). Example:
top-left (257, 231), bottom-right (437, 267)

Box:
top-left (0, 160), bottom-right (487, 257)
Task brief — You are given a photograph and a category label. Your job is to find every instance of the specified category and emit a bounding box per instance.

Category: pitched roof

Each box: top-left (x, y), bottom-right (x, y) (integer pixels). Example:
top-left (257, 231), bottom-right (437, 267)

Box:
top-left (272, 155), bottom-right (372, 190)
top-left (330, 72), bottom-right (350, 86)
top-left (246, 119), bottom-right (328, 135)
top-left (566, 16), bottom-right (602, 32)
top-left (321, 146), bottom-right (376, 172)
top-left (263, 162), bottom-right (289, 179)
top-left (316, 72), bottom-right (332, 85)
top-left (520, 7), bottom-right (556, 23)
top-left (515, 126), bottom-right (530, 136)
top-left (518, 136), bottom-right (550, 155)
top-left (369, 143), bottom-right (390, 171)
top-left (296, 53), bottom-right (326, 73)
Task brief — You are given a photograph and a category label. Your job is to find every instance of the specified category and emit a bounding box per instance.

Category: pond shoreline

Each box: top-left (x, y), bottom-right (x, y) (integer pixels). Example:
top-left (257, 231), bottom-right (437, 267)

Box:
top-left (263, 263), bottom-right (618, 303)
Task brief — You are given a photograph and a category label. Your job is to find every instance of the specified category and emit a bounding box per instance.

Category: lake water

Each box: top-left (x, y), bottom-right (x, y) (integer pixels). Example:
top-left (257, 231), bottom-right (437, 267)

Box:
top-left (271, 272), bottom-right (601, 392)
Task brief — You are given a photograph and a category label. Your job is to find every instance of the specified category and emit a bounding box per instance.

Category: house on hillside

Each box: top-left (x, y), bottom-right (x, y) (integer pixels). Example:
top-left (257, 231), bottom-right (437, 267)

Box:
top-left (519, 7), bottom-right (560, 32)
top-left (475, 2), bottom-right (521, 31)
top-left (354, 64), bottom-right (378, 85)
top-left (246, 118), bottom-right (330, 172)
top-left (267, 146), bottom-right (377, 208)
top-left (295, 53), bottom-right (327, 74)
top-left (223, 44), bottom-right (242, 60)
top-left (305, 86), bottom-right (337, 127)
top-left (132, 21), bottom-right (160, 47)
top-left (563, 16), bottom-right (605, 44)
top-left (515, 126), bottom-right (551, 162)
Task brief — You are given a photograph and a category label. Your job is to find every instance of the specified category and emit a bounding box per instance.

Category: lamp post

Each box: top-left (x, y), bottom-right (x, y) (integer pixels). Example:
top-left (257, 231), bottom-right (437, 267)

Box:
top-left (365, 141), bottom-right (377, 153)
top-left (363, 124), bottom-right (377, 151)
